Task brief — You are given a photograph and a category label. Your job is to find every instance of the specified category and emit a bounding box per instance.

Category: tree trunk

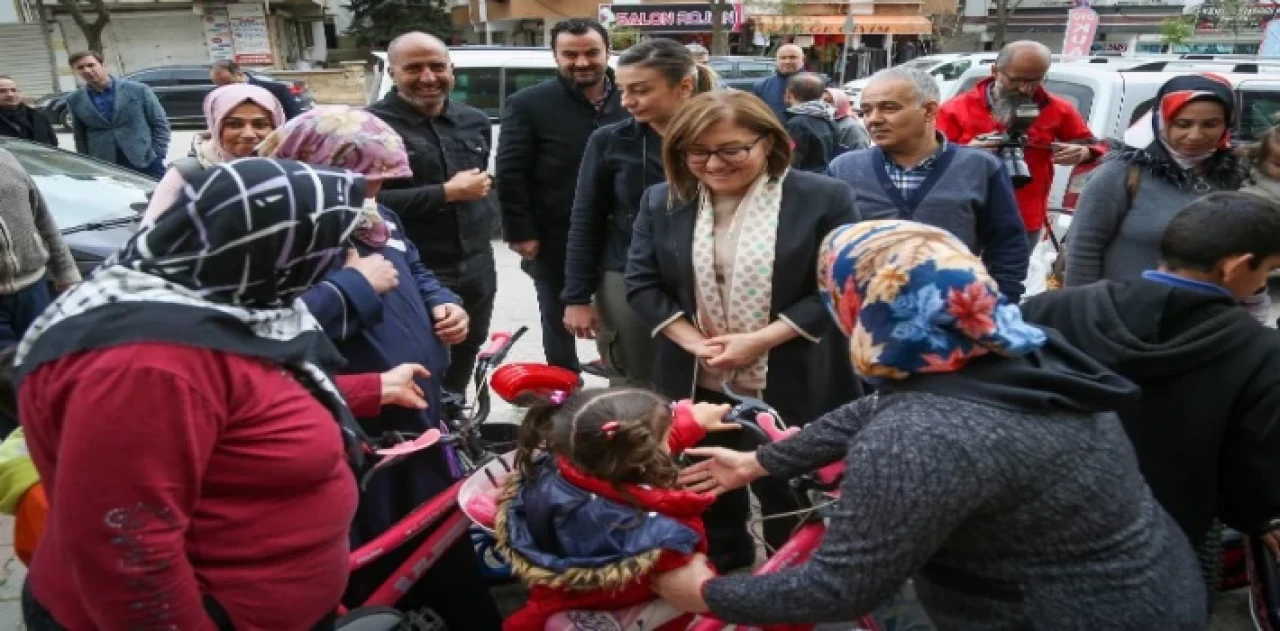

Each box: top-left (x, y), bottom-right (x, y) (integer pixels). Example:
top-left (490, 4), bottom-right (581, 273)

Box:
top-left (57, 0), bottom-right (111, 55)
top-left (992, 0), bottom-right (1008, 49)
top-left (710, 0), bottom-right (729, 56)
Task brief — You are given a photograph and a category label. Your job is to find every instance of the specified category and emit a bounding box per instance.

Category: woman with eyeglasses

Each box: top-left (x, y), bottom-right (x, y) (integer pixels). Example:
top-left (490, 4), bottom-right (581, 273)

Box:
top-left (626, 90), bottom-right (862, 572)
top-left (562, 38), bottom-right (718, 389)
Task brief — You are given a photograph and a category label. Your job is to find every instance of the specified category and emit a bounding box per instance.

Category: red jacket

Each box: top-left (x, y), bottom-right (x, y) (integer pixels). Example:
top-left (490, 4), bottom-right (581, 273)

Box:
top-left (500, 405), bottom-right (715, 631)
top-left (937, 77), bottom-right (1099, 232)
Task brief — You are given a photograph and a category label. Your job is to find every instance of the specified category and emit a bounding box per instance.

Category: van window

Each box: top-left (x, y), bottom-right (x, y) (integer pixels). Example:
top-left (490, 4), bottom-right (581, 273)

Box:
top-left (933, 60), bottom-right (971, 81)
top-left (1042, 79), bottom-right (1094, 119)
top-left (739, 62), bottom-right (775, 78)
top-left (1238, 90), bottom-right (1280, 143)
top-left (505, 68), bottom-right (557, 99)
top-left (1130, 98), bottom-right (1155, 126)
top-left (453, 68), bottom-right (502, 118)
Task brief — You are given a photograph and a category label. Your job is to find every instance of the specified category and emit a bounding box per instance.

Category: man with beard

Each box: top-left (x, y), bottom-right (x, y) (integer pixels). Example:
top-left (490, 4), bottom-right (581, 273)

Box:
top-left (937, 40), bottom-right (1098, 247)
top-left (497, 18), bottom-right (623, 376)
top-left (361, 34), bottom-right (503, 629)
top-left (0, 77), bottom-right (57, 146)
top-left (753, 44), bottom-right (806, 120)
top-left (827, 66), bottom-right (1029, 301)
top-left (367, 34), bottom-right (497, 401)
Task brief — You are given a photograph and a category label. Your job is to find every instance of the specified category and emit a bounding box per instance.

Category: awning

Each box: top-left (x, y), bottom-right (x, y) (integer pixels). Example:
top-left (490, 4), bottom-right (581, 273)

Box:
top-left (753, 15), bottom-right (933, 36)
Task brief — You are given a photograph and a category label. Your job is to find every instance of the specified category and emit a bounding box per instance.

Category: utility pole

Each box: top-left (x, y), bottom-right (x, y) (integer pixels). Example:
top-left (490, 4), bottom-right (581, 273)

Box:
top-left (839, 6), bottom-right (855, 84)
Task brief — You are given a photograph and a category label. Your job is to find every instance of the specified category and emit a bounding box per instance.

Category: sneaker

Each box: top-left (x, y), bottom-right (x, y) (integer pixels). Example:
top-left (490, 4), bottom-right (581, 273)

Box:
top-left (582, 359), bottom-right (609, 378)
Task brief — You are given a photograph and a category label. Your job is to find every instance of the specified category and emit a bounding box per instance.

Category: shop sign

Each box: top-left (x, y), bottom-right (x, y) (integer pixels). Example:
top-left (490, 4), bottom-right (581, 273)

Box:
top-left (1192, 1), bottom-right (1280, 33)
top-left (227, 3), bottom-right (275, 66)
top-left (203, 7), bottom-right (234, 62)
top-left (598, 3), bottom-right (745, 33)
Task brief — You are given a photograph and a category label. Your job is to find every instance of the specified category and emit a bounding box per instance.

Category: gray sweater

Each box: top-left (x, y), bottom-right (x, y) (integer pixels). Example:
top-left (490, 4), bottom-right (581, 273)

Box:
top-left (702, 392), bottom-right (1207, 629)
top-left (0, 149), bottom-right (79, 293)
top-left (1066, 149), bottom-right (1242, 287)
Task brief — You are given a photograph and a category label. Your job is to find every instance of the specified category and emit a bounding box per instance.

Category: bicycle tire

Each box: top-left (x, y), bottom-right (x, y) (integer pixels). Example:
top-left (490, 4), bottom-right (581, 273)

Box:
top-left (335, 607), bottom-right (404, 631)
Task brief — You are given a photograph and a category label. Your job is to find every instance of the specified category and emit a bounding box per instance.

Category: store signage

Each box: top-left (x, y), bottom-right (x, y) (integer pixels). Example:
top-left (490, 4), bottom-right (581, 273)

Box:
top-left (203, 7), bottom-right (234, 62)
top-left (598, 3), bottom-right (744, 33)
top-left (1193, 1), bottom-right (1280, 32)
top-left (1061, 7), bottom-right (1099, 59)
top-left (227, 3), bottom-right (275, 66)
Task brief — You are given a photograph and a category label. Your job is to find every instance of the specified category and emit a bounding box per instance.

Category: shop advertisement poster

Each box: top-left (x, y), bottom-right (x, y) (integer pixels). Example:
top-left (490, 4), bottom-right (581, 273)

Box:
top-left (1061, 7), bottom-right (1100, 60)
top-left (203, 7), bottom-right (235, 62)
top-left (227, 3), bottom-right (274, 66)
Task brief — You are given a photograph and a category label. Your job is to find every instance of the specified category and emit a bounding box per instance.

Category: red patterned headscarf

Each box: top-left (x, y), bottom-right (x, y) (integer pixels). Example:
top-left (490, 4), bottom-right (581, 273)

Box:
top-left (1151, 73), bottom-right (1234, 163)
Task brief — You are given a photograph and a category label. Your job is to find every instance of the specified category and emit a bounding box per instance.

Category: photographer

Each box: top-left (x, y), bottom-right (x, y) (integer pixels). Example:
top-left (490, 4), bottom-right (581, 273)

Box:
top-left (938, 41), bottom-right (1100, 246)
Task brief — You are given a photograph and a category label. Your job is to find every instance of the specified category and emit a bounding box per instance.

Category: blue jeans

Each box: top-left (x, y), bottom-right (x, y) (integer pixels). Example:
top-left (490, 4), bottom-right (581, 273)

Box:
top-left (0, 281), bottom-right (51, 348)
top-left (533, 277), bottom-right (580, 372)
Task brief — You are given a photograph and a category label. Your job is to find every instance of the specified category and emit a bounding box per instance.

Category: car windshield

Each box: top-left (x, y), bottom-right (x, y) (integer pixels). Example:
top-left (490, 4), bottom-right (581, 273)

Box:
top-left (1, 140), bottom-right (153, 229)
top-left (905, 58), bottom-right (943, 70)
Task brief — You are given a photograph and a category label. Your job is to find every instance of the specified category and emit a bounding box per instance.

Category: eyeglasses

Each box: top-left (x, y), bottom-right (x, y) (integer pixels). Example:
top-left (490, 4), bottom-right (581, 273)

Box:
top-left (999, 71), bottom-right (1044, 88)
top-left (684, 135), bottom-right (766, 166)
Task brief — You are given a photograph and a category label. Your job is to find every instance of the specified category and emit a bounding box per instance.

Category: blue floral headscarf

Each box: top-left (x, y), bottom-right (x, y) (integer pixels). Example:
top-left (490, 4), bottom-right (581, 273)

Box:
top-left (818, 220), bottom-right (1046, 383)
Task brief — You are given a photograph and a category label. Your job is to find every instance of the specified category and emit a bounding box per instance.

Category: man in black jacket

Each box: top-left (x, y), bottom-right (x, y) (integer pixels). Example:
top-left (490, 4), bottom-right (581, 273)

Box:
top-left (496, 18), bottom-right (624, 375)
top-left (209, 60), bottom-right (302, 120)
top-left (0, 76), bottom-right (58, 147)
top-left (783, 73), bottom-right (837, 173)
top-left (367, 32), bottom-right (498, 405)
top-left (1021, 192), bottom-right (1280, 590)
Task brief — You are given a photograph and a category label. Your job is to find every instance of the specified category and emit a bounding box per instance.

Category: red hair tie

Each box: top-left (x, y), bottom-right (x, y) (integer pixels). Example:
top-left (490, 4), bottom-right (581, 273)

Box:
top-left (600, 421), bottom-right (620, 440)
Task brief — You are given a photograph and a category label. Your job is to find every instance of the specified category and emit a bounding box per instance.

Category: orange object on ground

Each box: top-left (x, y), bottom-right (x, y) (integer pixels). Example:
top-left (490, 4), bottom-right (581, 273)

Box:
top-left (14, 481), bottom-right (47, 566)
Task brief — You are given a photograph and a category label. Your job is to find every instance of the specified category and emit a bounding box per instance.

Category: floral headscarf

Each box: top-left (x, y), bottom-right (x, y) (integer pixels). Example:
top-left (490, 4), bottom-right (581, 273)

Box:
top-left (818, 220), bottom-right (1046, 383)
top-left (258, 106), bottom-right (413, 247)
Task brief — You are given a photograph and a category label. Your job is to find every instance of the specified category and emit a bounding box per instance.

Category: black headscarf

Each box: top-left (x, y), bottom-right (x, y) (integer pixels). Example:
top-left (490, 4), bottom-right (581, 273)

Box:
top-left (14, 158), bottom-right (371, 467)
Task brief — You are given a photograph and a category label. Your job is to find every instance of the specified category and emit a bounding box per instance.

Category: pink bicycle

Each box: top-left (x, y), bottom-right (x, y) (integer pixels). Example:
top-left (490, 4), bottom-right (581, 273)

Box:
top-left (335, 326), bottom-right (581, 631)
top-left (463, 377), bottom-right (883, 631)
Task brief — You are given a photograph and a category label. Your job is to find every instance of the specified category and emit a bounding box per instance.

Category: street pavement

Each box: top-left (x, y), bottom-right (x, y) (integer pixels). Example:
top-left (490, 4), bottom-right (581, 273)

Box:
top-left (0, 131), bottom-right (1262, 629)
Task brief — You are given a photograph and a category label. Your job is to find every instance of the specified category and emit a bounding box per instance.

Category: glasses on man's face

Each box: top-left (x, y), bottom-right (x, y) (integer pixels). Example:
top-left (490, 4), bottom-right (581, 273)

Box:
top-left (1000, 71), bottom-right (1043, 88)
top-left (684, 135), bottom-right (766, 166)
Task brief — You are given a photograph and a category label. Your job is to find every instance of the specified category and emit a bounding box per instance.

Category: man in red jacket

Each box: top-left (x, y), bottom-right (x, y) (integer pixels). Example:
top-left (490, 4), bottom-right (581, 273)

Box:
top-left (937, 41), bottom-right (1101, 246)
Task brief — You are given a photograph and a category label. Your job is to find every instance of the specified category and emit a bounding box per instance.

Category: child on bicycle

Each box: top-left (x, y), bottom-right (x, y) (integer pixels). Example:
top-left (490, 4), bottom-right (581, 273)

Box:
top-left (495, 387), bottom-right (736, 631)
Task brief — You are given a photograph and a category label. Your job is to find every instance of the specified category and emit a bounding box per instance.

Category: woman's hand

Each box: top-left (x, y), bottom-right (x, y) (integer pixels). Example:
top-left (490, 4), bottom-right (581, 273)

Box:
top-left (705, 332), bottom-right (768, 370)
top-left (345, 249), bottom-right (399, 295)
top-left (380, 363), bottom-right (430, 410)
top-left (652, 554), bottom-right (715, 613)
top-left (431, 304), bottom-right (469, 345)
top-left (691, 402), bottom-right (738, 433)
top-left (678, 447), bottom-right (766, 494)
top-left (682, 337), bottom-right (724, 363)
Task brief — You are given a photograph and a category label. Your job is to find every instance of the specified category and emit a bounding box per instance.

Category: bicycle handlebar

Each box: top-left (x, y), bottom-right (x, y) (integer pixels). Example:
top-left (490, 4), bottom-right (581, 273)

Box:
top-left (478, 326), bottom-right (527, 365)
top-left (720, 390), bottom-right (843, 488)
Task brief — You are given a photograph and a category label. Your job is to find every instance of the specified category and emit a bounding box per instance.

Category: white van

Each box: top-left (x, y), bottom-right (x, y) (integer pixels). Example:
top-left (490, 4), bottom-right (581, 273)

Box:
top-left (368, 47), bottom-right (620, 170)
top-left (945, 63), bottom-right (1280, 215)
top-left (843, 53), bottom-right (999, 108)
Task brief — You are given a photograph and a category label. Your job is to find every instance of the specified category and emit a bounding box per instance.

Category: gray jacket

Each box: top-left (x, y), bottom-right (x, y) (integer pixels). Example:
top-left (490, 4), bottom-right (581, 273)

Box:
top-left (67, 79), bottom-right (170, 168)
top-left (0, 149), bottom-right (80, 292)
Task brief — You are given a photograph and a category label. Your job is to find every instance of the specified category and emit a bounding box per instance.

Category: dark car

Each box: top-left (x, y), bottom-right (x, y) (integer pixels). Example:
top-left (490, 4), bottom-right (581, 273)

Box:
top-left (0, 137), bottom-right (147, 275)
top-left (37, 65), bottom-right (314, 130)
top-left (707, 56), bottom-right (833, 91)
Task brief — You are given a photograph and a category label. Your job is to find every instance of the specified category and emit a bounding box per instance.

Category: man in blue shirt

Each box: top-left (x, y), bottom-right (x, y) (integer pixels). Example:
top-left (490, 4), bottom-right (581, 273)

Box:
top-left (65, 51), bottom-right (170, 178)
top-left (751, 44), bottom-right (804, 120)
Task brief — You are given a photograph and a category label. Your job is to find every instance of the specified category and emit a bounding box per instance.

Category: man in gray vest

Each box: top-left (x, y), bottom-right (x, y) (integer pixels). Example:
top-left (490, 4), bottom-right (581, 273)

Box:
top-left (826, 65), bottom-right (1029, 302)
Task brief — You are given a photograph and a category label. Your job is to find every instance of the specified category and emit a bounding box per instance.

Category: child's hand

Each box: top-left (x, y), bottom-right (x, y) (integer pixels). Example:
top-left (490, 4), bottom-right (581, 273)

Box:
top-left (692, 403), bottom-right (737, 433)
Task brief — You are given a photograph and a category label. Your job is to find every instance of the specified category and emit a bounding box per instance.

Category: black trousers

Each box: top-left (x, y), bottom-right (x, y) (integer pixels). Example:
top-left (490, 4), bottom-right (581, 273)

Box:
top-left (693, 388), bottom-right (805, 573)
top-left (428, 248), bottom-right (498, 396)
top-left (533, 276), bottom-right (581, 372)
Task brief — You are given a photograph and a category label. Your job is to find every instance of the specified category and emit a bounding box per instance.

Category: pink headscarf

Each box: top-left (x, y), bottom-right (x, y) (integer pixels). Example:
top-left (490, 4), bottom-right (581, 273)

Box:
top-left (257, 105), bottom-right (413, 182)
top-left (202, 83), bottom-right (286, 163)
top-left (826, 87), bottom-right (854, 121)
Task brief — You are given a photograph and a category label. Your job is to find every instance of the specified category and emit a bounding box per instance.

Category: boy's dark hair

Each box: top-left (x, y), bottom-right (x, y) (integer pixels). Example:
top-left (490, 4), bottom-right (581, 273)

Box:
top-left (550, 19), bottom-right (610, 53)
top-left (0, 346), bottom-right (17, 437)
top-left (211, 60), bottom-right (243, 75)
top-left (68, 51), bottom-right (104, 67)
top-left (787, 73), bottom-right (826, 103)
top-left (514, 387), bottom-right (677, 488)
top-left (1161, 192), bottom-right (1280, 272)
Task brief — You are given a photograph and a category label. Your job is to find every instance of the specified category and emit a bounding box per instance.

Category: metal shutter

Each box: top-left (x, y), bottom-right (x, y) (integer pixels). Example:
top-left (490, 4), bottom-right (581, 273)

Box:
top-left (0, 24), bottom-right (55, 97)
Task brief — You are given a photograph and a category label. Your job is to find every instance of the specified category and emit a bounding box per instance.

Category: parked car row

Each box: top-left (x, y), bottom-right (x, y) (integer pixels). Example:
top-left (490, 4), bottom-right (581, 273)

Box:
top-left (37, 64), bottom-right (314, 131)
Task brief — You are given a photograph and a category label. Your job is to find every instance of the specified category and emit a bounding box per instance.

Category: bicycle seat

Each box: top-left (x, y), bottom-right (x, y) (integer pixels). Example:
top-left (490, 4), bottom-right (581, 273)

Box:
top-left (545, 600), bottom-right (689, 631)
top-left (459, 450), bottom-right (517, 534)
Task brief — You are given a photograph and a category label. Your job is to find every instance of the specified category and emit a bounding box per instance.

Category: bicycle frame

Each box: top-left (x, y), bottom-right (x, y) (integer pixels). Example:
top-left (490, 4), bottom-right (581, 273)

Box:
top-left (337, 328), bottom-right (527, 616)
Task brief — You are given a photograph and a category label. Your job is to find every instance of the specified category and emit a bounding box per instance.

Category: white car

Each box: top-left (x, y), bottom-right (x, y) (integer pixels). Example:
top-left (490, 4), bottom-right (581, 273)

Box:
top-left (842, 53), bottom-right (998, 108)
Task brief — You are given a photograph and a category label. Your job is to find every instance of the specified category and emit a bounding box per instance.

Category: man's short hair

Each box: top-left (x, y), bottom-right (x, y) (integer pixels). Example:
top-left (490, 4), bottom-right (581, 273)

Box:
top-left (68, 51), bottom-right (103, 67)
top-left (866, 66), bottom-right (940, 105)
top-left (686, 43), bottom-right (709, 55)
top-left (786, 73), bottom-right (826, 103)
top-left (550, 18), bottom-right (610, 53)
top-left (0, 75), bottom-right (13, 83)
top-left (1161, 192), bottom-right (1280, 272)
top-left (994, 41), bottom-right (1052, 71)
top-left (211, 60), bottom-right (242, 75)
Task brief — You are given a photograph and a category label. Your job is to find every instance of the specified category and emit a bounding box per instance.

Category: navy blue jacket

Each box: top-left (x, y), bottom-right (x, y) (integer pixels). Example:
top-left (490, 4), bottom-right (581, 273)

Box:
top-left (247, 75), bottom-right (302, 120)
top-left (302, 205), bottom-right (461, 544)
top-left (751, 73), bottom-right (793, 121)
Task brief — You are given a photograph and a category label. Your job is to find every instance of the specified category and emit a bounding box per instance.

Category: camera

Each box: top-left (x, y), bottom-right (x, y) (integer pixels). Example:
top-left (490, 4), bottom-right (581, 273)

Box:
top-left (978, 103), bottom-right (1040, 189)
